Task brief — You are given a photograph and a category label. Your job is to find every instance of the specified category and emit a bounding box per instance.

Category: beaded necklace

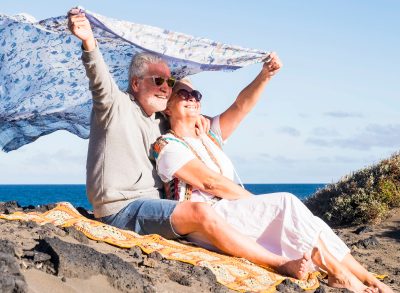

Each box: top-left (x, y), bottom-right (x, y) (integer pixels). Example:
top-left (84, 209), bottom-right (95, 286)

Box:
top-left (168, 130), bottom-right (223, 174)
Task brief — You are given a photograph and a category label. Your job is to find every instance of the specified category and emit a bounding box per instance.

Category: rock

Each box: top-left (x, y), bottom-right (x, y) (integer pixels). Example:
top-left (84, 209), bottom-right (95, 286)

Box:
top-left (141, 258), bottom-right (157, 268)
top-left (143, 284), bottom-right (157, 293)
top-left (22, 251), bottom-right (35, 258)
top-left (22, 205), bottom-right (36, 211)
top-left (0, 239), bottom-right (16, 255)
top-left (0, 240), bottom-right (28, 293)
top-left (355, 236), bottom-right (380, 249)
top-left (33, 251), bottom-right (52, 262)
top-left (0, 254), bottom-right (21, 275)
top-left (23, 203), bottom-right (57, 213)
top-left (14, 247), bottom-right (24, 259)
top-left (23, 250), bottom-right (52, 262)
top-left (76, 207), bottom-right (95, 220)
top-left (148, 251), bottom-right (163, 261)
top-left (63, 227), bottom-right (90, 244)
top-left (0, 201), bottom-right (21, 214)
top-left (374, 257), bottom-right (383, 264)
top-left (35, 237), bottom-right (147, 292)
top-left (355, 226), bottom-right (373, 235)
top-left (22, 221), bottom-right (39, 229)
top-left (37, 223), bottom-right (66, 238)
top-left (276, 278), bottom-right (303, 292)
top-left (167, 271), bottom-right (192, 286)
top-left (313, 284), bottom-right (327, 292)
top-left (190, 265), bottom-right (231, 292)
top-left (129, 246), bottom-right (144, 262)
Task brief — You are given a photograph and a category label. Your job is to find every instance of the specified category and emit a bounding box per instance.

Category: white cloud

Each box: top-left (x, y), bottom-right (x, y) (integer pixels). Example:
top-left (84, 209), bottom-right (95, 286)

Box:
top-left (311, 127), bottom-right (339, 137)
top-left (306, 124), bottom-right (400, 150)
top-left (277, 127), bottom-right (301, 137)
top-left (324, 111), bottom-right (363, 118)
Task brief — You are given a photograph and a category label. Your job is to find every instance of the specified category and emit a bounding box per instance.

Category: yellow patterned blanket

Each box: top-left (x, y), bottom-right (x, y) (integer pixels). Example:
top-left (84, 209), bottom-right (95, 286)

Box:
top-left (0, 202), bottom-right (320, 292)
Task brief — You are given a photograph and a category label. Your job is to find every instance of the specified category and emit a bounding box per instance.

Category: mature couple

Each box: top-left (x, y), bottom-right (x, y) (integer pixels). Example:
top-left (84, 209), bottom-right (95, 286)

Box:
top-left (68, 9), bottom-right (391, 293)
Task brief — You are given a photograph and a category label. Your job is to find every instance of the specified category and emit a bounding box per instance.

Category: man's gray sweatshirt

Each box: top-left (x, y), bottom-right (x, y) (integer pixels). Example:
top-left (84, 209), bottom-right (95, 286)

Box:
top-left (82, 46), bottom-right (168, 218)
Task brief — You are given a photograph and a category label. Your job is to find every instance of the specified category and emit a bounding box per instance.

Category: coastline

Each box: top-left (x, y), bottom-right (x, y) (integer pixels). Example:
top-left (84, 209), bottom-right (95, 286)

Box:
top-left (0, 183), bottom-right (326, 211)
top-left (0, 201), bottom-right (398, 292)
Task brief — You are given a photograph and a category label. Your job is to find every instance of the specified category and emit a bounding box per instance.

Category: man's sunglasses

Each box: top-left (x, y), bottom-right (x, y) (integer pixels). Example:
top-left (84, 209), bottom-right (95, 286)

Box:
top-left (176, 89), bottom-right (203, 102)
top-left (143, 76), bottom-right (176, 88)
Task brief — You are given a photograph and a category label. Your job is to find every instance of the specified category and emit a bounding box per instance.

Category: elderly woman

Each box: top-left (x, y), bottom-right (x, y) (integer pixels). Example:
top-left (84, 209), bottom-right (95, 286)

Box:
top-left (152, 55), bottom-right (391, 293)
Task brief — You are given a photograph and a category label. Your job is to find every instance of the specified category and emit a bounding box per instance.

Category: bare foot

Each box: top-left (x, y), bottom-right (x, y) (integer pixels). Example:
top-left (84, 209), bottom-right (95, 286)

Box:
top-left (368, 279), bottom-right (394, 293)
top-left (328, 270), bottom-right (378, 293)
top-left (276, 253), bottom-right (311, 280)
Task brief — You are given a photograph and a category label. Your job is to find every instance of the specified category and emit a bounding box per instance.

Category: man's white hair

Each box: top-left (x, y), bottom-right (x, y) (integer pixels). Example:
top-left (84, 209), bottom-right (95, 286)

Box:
top-left (127, 52), bottom-right (164, 93)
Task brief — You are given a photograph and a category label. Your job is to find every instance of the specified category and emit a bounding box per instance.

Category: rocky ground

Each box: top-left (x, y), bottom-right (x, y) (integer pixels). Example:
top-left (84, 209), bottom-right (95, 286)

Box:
top-left (0, 201), bottom-right (398, 293)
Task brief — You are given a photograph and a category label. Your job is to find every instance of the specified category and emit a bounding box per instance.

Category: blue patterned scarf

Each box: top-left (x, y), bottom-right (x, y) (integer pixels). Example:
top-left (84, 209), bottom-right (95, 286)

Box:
top-left (0, 9), bottom-right (269, 152)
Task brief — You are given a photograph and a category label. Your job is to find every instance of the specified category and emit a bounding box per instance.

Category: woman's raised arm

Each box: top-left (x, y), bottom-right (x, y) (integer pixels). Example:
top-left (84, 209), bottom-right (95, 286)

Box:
top-left (219, 53), bottom-right (282, 141)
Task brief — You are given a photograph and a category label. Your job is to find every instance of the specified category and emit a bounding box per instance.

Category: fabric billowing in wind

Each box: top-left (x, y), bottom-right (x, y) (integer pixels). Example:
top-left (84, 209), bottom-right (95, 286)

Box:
top-left (0, 9), bottom-right (269, 152)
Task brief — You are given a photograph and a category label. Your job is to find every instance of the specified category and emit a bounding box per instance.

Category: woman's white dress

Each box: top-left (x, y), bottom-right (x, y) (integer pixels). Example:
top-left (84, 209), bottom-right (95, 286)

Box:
top-left (155, 116), bottom-right (349, 262)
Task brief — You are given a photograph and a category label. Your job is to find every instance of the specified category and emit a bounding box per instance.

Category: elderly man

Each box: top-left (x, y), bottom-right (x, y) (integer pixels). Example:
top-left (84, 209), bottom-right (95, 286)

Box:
top-left (67, 9), bottom-right (308, 278)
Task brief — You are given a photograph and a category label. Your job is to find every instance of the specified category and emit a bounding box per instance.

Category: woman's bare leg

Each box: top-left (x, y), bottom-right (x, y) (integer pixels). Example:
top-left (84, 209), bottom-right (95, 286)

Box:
top-left (341, 254), bottom-right (393, 293)
top-left (312, 239), bottom-right (377, 293)
top-left (171, 201), bottom-right (310, 279)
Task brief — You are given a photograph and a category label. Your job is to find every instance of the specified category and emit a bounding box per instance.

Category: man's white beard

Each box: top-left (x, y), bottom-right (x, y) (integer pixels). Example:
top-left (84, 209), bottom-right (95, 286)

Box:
top-left (146, 96), bottom-right (168, 113)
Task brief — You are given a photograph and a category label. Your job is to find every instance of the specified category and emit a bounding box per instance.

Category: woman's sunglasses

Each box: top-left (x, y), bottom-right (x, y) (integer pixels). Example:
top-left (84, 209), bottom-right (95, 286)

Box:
top-left (143, 76), bottom-right (176, 88)
top-left (176, 89), bottom-right (203, 102)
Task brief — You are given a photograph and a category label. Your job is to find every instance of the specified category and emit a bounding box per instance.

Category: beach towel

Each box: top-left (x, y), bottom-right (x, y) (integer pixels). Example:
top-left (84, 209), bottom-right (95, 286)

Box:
top-left (0, 9), bottom-right (269, 152)
top-left (0, 202), bottom-right (320, 292)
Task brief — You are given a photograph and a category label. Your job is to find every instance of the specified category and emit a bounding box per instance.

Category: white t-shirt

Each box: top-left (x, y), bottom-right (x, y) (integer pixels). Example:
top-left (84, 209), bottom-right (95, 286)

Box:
top-left (155, 116), bottom-right (236, 203)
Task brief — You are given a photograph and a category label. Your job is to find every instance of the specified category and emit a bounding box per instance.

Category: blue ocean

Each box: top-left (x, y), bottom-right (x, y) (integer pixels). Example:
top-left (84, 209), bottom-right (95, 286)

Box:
top-left (0, 184), bottom-right (325, 211)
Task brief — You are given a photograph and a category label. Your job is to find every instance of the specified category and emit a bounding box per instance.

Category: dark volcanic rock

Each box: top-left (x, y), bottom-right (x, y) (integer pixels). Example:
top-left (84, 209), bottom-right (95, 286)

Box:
top-left (189, 265), bottom-right (231, 293)
top-left (20, 221), bottom-right (39, 229)
top-left (129, 246), bottom-right (144, 264)
top-left (0, 240), bottom-right (28, 293)
top-left (148, 251), bottom-right (163, 261)
top-left (63, 226), bottom-right (89, 244)
top-left (354, 226), bottom-right (373, 235)
top-left (23, 250), bottom-right (52, 263)
top-left (36, 223), bottom-right (66, 238)
top-left (22, 203), bottom-right (57, 213)
top-left (35, 237), bottom-right (147, 292)
top-left (167, 270), bottom-right (192, 286)
top-left (0, 201), bottom-right (21, 214)
top-left (374, 257), bottom-right (383, 264)
top-left (355, 236), bottom-right (380, 249)
top-left (76, 206), bottom-right (95, 220)
top-left (0, 239), bottom-right (16, 255)
top-left (276, 278), bottom-right (303, 292)
top-left (313, 284), bottom-right (327, 292)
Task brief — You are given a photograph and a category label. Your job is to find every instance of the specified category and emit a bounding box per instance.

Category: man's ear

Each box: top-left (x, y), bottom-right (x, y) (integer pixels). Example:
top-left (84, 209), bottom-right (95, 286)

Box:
top-left (130, 77), bottom-right (140, 92)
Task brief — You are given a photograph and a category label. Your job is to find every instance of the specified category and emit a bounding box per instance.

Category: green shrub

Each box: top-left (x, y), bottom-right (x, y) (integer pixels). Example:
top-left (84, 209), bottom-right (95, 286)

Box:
top-left (378, 178), bottom-right (400, 207)
top-left (305, 152), bottom-right (400, 226)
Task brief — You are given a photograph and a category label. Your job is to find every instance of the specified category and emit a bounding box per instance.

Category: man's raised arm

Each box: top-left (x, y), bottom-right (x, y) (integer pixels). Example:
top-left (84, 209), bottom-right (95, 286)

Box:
top-left (68, 8), bottom-right (96, 51)
top-left (67, 8), bottom-right (121, 123)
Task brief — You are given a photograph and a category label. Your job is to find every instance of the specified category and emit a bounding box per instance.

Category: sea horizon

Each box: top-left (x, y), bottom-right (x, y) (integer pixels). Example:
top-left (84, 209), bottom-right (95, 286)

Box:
top-left (0, 183), bottom-right (327, 211)
top-left (0, 183), bottom-right (327, 185)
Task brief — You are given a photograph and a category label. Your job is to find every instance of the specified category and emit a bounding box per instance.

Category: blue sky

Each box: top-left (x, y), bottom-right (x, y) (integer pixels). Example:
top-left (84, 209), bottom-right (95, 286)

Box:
top-left (1, 1), bottom-right (399, 184)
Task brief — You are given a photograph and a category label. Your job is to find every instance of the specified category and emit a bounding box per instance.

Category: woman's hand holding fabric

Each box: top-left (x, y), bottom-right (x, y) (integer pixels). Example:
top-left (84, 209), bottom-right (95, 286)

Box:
top-left (262, 52), bottom-right (282, 78)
